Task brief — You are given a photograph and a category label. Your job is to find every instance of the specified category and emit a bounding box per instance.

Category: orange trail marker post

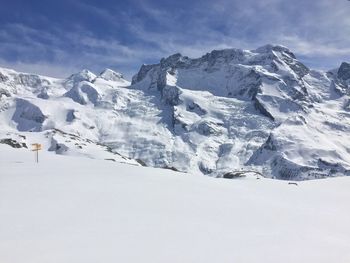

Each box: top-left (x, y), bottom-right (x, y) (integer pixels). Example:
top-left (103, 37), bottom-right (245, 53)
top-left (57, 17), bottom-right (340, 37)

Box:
top-left (31, 143), bottom-right (42, 163)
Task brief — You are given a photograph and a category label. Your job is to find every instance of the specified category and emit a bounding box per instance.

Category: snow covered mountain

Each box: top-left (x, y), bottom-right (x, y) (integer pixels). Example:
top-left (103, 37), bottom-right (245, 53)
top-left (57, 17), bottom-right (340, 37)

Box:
top-left (1, 44), bottom-right (350, 180)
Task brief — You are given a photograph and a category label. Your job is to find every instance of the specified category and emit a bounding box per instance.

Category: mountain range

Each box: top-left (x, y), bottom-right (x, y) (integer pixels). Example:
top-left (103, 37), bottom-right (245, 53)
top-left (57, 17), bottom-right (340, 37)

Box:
top-left (1, 44), bottom-right (350, 180)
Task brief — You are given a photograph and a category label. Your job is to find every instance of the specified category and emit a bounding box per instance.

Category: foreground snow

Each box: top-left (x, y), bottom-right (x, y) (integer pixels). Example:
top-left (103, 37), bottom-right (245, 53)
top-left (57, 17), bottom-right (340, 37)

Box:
top-left (0, 145), bottom-right (350, 263)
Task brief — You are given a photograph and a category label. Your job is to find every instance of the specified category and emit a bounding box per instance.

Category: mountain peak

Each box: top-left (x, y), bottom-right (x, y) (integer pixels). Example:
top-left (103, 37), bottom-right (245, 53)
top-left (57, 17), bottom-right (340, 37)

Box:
top-left (160, 53), bottom-right (187, 67)
top-left (65, 69), bottom-right (97, 89)
top-left (99, 68), bottom-right (124, 81)
top-left (68, 69), bottom-right (96, 82)
top-left (337, 62), bottom-right (350, 81)
top-left (255, 44), bottom-right (292, 53)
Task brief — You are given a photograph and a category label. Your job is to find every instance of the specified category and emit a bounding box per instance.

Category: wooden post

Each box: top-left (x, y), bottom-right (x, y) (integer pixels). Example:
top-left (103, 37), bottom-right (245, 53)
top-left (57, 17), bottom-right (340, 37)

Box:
top-left (31, 143), bottom-right (42, 163)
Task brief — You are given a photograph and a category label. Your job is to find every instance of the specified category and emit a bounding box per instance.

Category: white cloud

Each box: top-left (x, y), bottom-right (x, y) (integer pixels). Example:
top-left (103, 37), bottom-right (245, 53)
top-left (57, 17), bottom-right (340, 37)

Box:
top-left (0, 59), bottom-right (77, 78)
top-left (1, 0), bottom-right (350, 78)
top-left (0, 23), bottom-right (165, 79)
top-left (278, 35), bottom-right (350, 57)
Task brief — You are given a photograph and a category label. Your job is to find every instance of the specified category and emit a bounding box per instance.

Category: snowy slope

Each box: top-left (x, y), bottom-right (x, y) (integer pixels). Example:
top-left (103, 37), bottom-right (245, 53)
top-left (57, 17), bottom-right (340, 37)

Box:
top-left (1, 145), bottom-right (350, 263)
top-left (1, 44), bottom-right (350, 179)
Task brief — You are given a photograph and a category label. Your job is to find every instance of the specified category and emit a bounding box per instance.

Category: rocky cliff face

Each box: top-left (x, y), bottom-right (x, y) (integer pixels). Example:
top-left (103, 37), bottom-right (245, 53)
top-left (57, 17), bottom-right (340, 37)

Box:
top-left (132, 45), bottom-right (311, 122)
top-left (0, 45), bottom-right (350, 179)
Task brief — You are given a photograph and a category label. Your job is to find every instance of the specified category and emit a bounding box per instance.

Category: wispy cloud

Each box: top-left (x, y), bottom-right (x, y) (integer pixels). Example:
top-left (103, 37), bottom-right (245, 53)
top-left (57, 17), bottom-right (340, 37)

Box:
top-left (0, 22), bottom-right (165, 78)
top-left (278, 35), bottom-right (350, 57)
top-left (0, 0), bottom-right (349, 78)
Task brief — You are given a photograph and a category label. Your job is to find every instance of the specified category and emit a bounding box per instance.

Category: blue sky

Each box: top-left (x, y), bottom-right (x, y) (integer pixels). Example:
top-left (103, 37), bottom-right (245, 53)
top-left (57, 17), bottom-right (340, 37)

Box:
top-left (0, 0), bottom-right (349, 79)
